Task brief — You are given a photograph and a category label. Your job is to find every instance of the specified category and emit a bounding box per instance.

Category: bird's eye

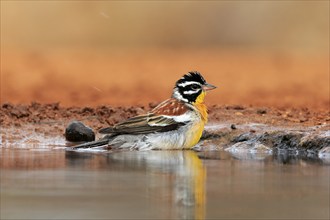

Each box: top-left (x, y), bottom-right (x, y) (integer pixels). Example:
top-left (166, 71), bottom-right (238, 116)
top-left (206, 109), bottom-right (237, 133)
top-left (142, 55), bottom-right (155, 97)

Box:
top-left (191, 84), bottom-right (200, 90)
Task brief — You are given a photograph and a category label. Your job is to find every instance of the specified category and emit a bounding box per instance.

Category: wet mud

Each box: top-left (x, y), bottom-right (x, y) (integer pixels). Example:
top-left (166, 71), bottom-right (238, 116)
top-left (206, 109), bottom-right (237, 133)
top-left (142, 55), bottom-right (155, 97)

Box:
top-left (1, 103), bottom-right (329, 158)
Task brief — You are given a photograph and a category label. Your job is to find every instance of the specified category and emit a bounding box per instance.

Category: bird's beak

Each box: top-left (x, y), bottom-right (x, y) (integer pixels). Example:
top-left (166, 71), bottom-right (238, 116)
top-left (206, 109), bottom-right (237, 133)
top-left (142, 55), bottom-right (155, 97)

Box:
top-left (202, 83), bottom-right (217, 91)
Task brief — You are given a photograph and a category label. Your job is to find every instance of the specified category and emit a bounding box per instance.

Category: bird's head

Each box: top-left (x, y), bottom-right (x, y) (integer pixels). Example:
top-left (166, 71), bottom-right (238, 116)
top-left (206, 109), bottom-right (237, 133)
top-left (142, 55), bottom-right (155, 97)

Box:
top-left (172, 71), bottom-right (216, 104)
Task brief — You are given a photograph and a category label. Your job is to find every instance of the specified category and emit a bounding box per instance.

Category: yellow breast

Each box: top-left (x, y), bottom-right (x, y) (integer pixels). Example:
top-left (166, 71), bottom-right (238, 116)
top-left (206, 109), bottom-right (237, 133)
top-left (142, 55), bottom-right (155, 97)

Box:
top-left (185, 121), bottom-right (205, 148)
top-left (185, 91), bottom-right (208, 148)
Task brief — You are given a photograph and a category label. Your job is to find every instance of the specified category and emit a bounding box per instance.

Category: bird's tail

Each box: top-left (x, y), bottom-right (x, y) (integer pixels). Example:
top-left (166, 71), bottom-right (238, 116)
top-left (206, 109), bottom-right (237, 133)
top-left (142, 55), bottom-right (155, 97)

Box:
top-left (71, 138), bottom-right (109, 149)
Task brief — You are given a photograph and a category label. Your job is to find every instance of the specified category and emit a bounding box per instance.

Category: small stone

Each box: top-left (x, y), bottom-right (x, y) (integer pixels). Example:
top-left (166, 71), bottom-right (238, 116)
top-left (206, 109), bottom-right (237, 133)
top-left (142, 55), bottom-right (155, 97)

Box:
top-left (230, 124), bottom-right (237, 130)
top-left (2, 103), bottom-right (13, 109)
top-left (235, 112), bottom-right (243, 116)
top-left (65, 121), bottom-right (95, 142)
top-left (257, 109), bottom-right (267, 114)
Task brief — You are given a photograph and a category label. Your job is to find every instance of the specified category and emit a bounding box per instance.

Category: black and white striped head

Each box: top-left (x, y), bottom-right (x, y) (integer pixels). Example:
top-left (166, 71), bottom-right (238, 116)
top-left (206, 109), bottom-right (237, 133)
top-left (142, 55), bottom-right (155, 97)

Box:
top-left (172, 71), bottom-right (216, 103)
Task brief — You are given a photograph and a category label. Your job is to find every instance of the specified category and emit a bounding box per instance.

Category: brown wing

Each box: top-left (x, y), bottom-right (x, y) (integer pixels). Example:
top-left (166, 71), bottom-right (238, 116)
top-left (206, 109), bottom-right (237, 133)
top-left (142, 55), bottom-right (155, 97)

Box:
top-left (99, 112), bottom-right (186, 135)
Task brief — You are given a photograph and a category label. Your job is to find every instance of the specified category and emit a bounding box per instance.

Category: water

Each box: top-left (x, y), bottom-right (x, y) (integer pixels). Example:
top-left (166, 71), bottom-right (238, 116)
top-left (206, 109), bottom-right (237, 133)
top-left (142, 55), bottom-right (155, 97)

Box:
top-left (1, 148), bottom-right (329, 219)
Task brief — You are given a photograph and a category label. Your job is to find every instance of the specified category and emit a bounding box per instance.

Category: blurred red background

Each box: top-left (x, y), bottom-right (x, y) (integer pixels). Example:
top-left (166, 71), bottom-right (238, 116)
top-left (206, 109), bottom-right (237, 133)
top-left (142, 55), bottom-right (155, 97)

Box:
top-left (1, 1), bottom-right (329, 109)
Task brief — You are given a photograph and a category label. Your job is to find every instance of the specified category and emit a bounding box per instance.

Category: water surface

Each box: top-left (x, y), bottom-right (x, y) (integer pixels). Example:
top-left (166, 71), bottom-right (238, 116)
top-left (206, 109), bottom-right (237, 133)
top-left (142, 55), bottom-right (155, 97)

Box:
top-left (1, 148), bottom-right (329, 219)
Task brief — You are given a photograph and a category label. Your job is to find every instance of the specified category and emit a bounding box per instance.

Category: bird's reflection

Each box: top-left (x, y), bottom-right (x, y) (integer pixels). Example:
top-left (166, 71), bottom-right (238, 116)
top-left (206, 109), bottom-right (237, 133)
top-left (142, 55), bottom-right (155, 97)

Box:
top-left (107, 150), bottom-right (206, 220)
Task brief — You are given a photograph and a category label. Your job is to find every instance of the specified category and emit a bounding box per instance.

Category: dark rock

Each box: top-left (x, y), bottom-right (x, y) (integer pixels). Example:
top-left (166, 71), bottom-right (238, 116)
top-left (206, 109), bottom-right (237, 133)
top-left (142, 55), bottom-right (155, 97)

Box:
top-left (65, 121), bottom-right (95, 142)
top-left (257, 109), bottom-right (267, 114)
top-left (2, 103), bottom-right (13, 109)
top-left (230, 124), bottom-right (237, 130)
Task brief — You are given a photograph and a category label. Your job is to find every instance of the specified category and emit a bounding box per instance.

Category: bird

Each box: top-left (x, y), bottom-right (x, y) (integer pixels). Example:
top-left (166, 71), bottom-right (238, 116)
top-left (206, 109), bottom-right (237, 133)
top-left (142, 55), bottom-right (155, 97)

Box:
top-left (73, 71), bottom-right (216, 150)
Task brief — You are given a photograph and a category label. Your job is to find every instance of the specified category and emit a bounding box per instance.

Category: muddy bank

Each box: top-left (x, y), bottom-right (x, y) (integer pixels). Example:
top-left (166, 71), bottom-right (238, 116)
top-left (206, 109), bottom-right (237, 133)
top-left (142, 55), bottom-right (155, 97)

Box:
top-left (200, 125), bottom-right (329, 162)
top-left (1, 103), bottom-right (329, 155)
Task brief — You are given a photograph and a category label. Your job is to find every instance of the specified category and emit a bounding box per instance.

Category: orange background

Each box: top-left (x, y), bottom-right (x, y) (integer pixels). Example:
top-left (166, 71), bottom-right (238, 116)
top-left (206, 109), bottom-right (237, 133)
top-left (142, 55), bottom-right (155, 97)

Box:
top-left (1, 1), bottom-right (329, 109)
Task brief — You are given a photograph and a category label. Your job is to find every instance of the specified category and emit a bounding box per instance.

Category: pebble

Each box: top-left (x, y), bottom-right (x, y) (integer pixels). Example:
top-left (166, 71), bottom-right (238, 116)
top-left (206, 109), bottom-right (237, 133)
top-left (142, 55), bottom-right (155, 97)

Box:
top-left (65, 121), bottom-right (95, 142)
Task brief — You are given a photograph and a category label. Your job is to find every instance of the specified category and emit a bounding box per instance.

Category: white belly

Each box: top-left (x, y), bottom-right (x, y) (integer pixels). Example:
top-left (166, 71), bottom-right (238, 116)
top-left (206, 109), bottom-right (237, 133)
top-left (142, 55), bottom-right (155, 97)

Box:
top-left (108, 120), bottom-right (204, 150)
